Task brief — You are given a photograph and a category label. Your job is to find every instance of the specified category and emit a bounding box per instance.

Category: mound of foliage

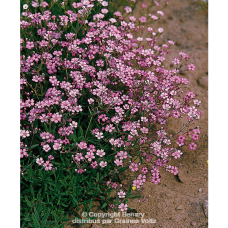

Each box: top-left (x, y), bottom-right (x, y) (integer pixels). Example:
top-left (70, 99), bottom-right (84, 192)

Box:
top-left (20, 0), bottom-right (201, 227)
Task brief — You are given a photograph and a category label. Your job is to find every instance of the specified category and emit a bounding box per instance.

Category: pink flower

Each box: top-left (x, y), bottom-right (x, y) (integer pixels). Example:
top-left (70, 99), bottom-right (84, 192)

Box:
top-left (187, 63), bottom-right (196, 71)
top-left (43, 161), bottom-right (53, 171)
top-left (48, 155), bottom-right (54, 160)
top-left (118, 190), bottom-right (126, 198)
top-left (189, 142), bottom-right (197, 150)
top-left (101, 1), bottom-right (108, 6)
top-left (26, 41), bottom-right (34, 49)
top-left (101, 9), bottom-right (109, 14)
top-left (85, 152), bottom-right (95, 162)
top-left (137, 37), bottom-right (143, 42)
top-left (53, 142), bottom-right (61, 150)
top-left (158, 27), bottom-right (164, 33)
top-left (82, 0), bottom-right (90, 5)
top-left (124, 6), bottom-right (132, 13)
top-left (157, 11), bottom-right (164, 16)
top-left (129, 162), bottom-right (138, 172)
top-left (168, 40), bottom-right (175, 45)
top-left (99, 161), bottom-right (107, 168)
top-left (177, 135), bottom-right (186, 143)
top-left (78, 141), bottom-right (87, 149)
top-left (140, 127), bottom-right (148, 134)
top-left (51, 113), bottom-right (62, 123)
top-left (114, 11), bottom-right (122, 16)
top-left (192, 133), bottom-right (199, 141)
top-left (72, 2), bottom-right (77, 8)
top-left (109, 18), bottom-right (117, 23)
top-left (36, 157), bottom-right (44, 165)
top-left (88, 98), bottom-right (94, 104)
top-left (91, 161), bottom-right (98, 169)
top-left (40, 1), bottom-right (49, 8)
top-left (70, 121), bottom-right (78, 128)
top-left (112, 182), bottom-right (118, 189)
top-left (139, 16), bottom-right (147, 23)
top-left (77, 168), bottom-right (84, 174)
top-left (95, 132), bottom-right (104, 139)
top-left (141, 167), bottom-right (148, 174)
top-left (172, 57), bottom-right (180, 65)
top-left (31, 1), bottom-right (39, 7)
top-left (129, 16), bottom-right (136, 22)
top-left (114, 159), bottom-right (123, 166)
top-left (151, 15), bottom-right (158, 20)
top-left (20, 130), bottom-right (30, 138)
top-left (117, 151), bottom-right (128, 159)
top-left (118, 203), bottom-right (128, 212)
top-left (43, 144), bottom-right (51, 152)
top-left (96, 149), bottom-right (105, 157)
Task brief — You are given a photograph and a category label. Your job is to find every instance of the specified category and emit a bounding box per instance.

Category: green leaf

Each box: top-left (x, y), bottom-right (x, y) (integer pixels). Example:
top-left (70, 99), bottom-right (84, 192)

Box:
top-left (96, 173), bottom-right (99, 182)
top-left (89, 200), bottom-right (93, 210)
top-left (34, 208), bottom-right (40, 222)
top-left (101, 202), bottom-right (107, 209)
top-left (76, 20), bottom-right (79, 30)
top-left (45, 220), bottom-right (55, 225)
top-left (58, 223), bottom-right (66, 228)
top-left (25, 196), bottom-right (32, 207)
top-left (79, 126), bottom-right (84, 139)
top-left (30, 144), bottom-right (39, 149)
top-left (128, 184), bottom-right (132, 194)
top-left (30, 185), bottom-right (34, 197)
top-left (37, 201), bottom-right (42, 214)
top-left (44, 123), bottom-right (48, 132)
top-left (21, 212), bottom-right (30, 227)
top-left (40, 209), bottom-right (50, 228)
top-left (99, 196), bottom-right (105, 200)
top-left (32, 213), bottom-right (40, 228)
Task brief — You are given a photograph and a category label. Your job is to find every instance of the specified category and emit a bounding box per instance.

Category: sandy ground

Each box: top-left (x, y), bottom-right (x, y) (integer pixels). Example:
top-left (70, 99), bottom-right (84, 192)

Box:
top-left (65, 0), bottom-right (208, 227)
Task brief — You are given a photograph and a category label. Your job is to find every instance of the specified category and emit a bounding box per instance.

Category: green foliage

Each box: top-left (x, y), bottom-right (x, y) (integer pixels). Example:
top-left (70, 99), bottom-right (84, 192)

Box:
top-left (20, 0), bottom-right (140, 226)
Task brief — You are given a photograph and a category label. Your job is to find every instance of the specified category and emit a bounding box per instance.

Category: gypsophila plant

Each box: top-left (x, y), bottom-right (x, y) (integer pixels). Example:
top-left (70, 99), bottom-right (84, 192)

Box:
top-left (20, 0), bottom-right (201, 226)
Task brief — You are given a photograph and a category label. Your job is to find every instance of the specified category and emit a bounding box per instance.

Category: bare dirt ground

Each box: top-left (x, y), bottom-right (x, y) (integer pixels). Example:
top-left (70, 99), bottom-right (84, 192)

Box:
top-left (65, 0), bottom-right (208, 227)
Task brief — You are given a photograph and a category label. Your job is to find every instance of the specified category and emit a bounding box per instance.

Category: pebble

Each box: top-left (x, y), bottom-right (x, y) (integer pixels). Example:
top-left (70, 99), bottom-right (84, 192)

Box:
top-left (197, 76), bottom-right (208, 89)
top-left (202, 200), bottom-right (208, 218)
top-left (191, 222), bottom-right (196, 226)
top-left (199, 188), bottom-right (202, 192)
top-left (175, 205), bottom-right (184, 210)
top-left (177, 169), bottom-right (188, 183)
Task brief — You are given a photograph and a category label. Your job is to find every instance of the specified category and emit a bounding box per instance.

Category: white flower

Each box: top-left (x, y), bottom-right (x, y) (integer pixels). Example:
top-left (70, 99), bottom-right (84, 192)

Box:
top-left (95, 132), bottom-right (104, 139)
top-left (99, 161), bottom-right (107, 168)
top-left (158, 27), bottom-right (164, 33)
top-left (23, 4), bottom-right (28, 10)
top-left (70, 121), bottom-right (78, 128)
top-left (43, 144), bottom-right (51, 152)
top-left (96, 149), bottom-right (105, 157)
top-left (118, 190), bottom-right (126, 198)
top-left (88, 98), bottom-right (94, 104)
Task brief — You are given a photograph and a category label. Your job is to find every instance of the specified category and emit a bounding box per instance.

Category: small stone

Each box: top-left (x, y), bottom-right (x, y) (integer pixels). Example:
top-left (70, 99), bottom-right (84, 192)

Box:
top-left (202, 200), bottom-right (208, 218)
top-left (197, 76), bottom-right (208, 89)
top-left (177, 169), bottom-right (188, 183)
top-left (175, 205), bottom-right (184, 210)
top-left (191, 222), bottom-right (196, 226)
top-left (199, 188), bottom-right (202, 192)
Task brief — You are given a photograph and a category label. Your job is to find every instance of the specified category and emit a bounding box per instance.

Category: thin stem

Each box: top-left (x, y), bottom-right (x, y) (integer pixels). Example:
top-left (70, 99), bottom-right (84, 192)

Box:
top-left (84, 116), bottom-right (93, 139)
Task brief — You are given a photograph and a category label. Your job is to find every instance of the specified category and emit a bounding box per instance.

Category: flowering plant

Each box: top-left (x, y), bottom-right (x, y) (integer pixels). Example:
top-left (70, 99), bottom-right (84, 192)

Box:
top-left (20, 0), bottom-right (201, 226)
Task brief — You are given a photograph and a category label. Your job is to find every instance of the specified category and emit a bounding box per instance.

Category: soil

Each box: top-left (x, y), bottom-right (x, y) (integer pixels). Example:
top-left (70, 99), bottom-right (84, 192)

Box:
top-left (64, 0), bottom-right (208, 227)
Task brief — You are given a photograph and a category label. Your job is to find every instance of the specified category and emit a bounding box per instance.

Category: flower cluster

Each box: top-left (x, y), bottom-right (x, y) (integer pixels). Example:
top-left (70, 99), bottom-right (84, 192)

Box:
top-left (20, 0), bottom-right (201, 211)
